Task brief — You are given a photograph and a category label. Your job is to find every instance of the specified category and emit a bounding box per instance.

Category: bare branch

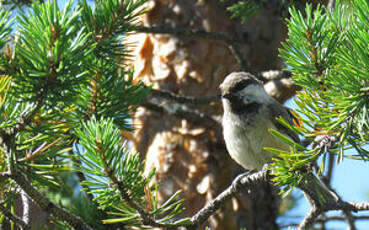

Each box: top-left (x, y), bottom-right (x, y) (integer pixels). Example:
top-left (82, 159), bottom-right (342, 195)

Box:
top-left (318, 215), bottom-right (369, 222)
top-left (149, 88), bottom-right (220, 105)
top-left (298, 201), bottom-right (369, 229)
top-left (133, 25), bottom-right (247, 45)
top-left (133, 25), bottom-right (249, 71)
top-left (188, 170), bottom-right (269, 229)
top-left (282, 215), bottom-right (369, 229)
top-left (342, 209), bottom-right (357, 230)
top-left (327, 201), bottom-right (369, 211)
top-left (227, 43), bottom-right (249, 71)
top-left (322, 154), bottom-right (356, 229)
top-left (141, 101), bottom-right (220, 128)
top-left (0, 201), bottom-right (30, 230)
top-left (298, 208), bottom-right (321, 230)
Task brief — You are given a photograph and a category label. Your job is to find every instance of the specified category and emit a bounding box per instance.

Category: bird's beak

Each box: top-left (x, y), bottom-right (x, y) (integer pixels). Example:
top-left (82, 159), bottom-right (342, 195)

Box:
top-left (222, 93), bottom-right (235, 101)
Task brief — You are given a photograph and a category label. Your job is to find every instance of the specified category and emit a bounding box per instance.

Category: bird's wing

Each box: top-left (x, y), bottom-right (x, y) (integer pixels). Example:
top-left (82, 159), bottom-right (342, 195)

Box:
top-left (267, 102), bottom-right (300, 143)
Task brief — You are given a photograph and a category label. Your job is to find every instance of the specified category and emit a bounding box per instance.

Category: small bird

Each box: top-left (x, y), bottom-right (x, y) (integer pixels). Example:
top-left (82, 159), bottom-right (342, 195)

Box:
top-left (220, 72), bottom-right (338, 204)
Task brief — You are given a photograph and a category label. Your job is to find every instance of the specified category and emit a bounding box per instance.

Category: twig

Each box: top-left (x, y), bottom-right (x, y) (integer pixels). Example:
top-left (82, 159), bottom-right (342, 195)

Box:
top-left (141, 101), bottom-right (220, 128)
top-left (323, 153), bottom-right (357, 230)
top-left (298, 207), bottom-right (321, 230)
top-left (0, 201), bottom-right (30, 230)
top-left (133, 25), bottom-right (247, 44)
top-left (317, 215), bottom-right (369, 222)
top-left (188, 170), bottom-right (268, 229)
top-left (342, 209), bottom-right (357, 230)
top-left (320, 213), bottom-right (327, 230)
top-left (149, 88), bottom-right (220, 105)
top-left (282, 215), bottom-right (369, 229)
top-left (227, 43), bottom-right (249, 71)
top-left (298, 201), bottom-right (369, 229)
top-left (133, 25), bottom-right (249, 71)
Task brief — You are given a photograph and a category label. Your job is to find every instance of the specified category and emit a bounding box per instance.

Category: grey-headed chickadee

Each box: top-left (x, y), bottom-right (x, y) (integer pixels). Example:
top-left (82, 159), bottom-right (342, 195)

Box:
top-left (220, 72), bottom-right (338, 204)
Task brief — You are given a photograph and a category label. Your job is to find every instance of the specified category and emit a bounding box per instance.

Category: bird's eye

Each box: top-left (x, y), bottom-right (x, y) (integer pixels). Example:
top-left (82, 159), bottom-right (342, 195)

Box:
top-left (231, 79), bottom-right (255, 93)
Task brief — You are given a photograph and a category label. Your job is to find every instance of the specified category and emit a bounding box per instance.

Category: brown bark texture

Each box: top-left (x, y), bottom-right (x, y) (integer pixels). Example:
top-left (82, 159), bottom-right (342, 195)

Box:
top-left (130, 0), bottom-right (290, 229)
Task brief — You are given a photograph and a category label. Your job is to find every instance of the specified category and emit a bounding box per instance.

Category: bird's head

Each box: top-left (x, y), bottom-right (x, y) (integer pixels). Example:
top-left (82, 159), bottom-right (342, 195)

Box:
top-left (220, 72), bottom-right (269, 108)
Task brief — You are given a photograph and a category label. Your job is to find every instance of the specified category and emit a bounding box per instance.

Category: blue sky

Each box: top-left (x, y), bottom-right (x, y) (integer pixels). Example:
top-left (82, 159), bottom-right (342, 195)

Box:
top-left (282, 159), bottom-right (369, 229)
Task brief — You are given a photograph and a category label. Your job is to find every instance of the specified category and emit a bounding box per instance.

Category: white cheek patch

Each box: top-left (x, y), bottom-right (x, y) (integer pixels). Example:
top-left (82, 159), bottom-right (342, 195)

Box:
top-left (238, 85), bottom-right (271, 104)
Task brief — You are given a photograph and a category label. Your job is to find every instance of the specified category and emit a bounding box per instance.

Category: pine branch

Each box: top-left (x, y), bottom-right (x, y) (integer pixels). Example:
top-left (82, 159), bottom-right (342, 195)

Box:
top-left (1, 0), bottom-right (43, 6)
top-left (0, 201), bottom-right (30, 230)
top-left (1, 125), bottom-right (92, 230)
top-left (93, 137), bottom-right (166, 228)
top-left (110, 176), bottom-right (165, 228)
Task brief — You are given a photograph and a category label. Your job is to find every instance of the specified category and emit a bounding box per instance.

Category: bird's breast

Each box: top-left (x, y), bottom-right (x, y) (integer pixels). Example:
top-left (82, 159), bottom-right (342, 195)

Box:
top-left (222, 112), bottom-right (287, 170)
